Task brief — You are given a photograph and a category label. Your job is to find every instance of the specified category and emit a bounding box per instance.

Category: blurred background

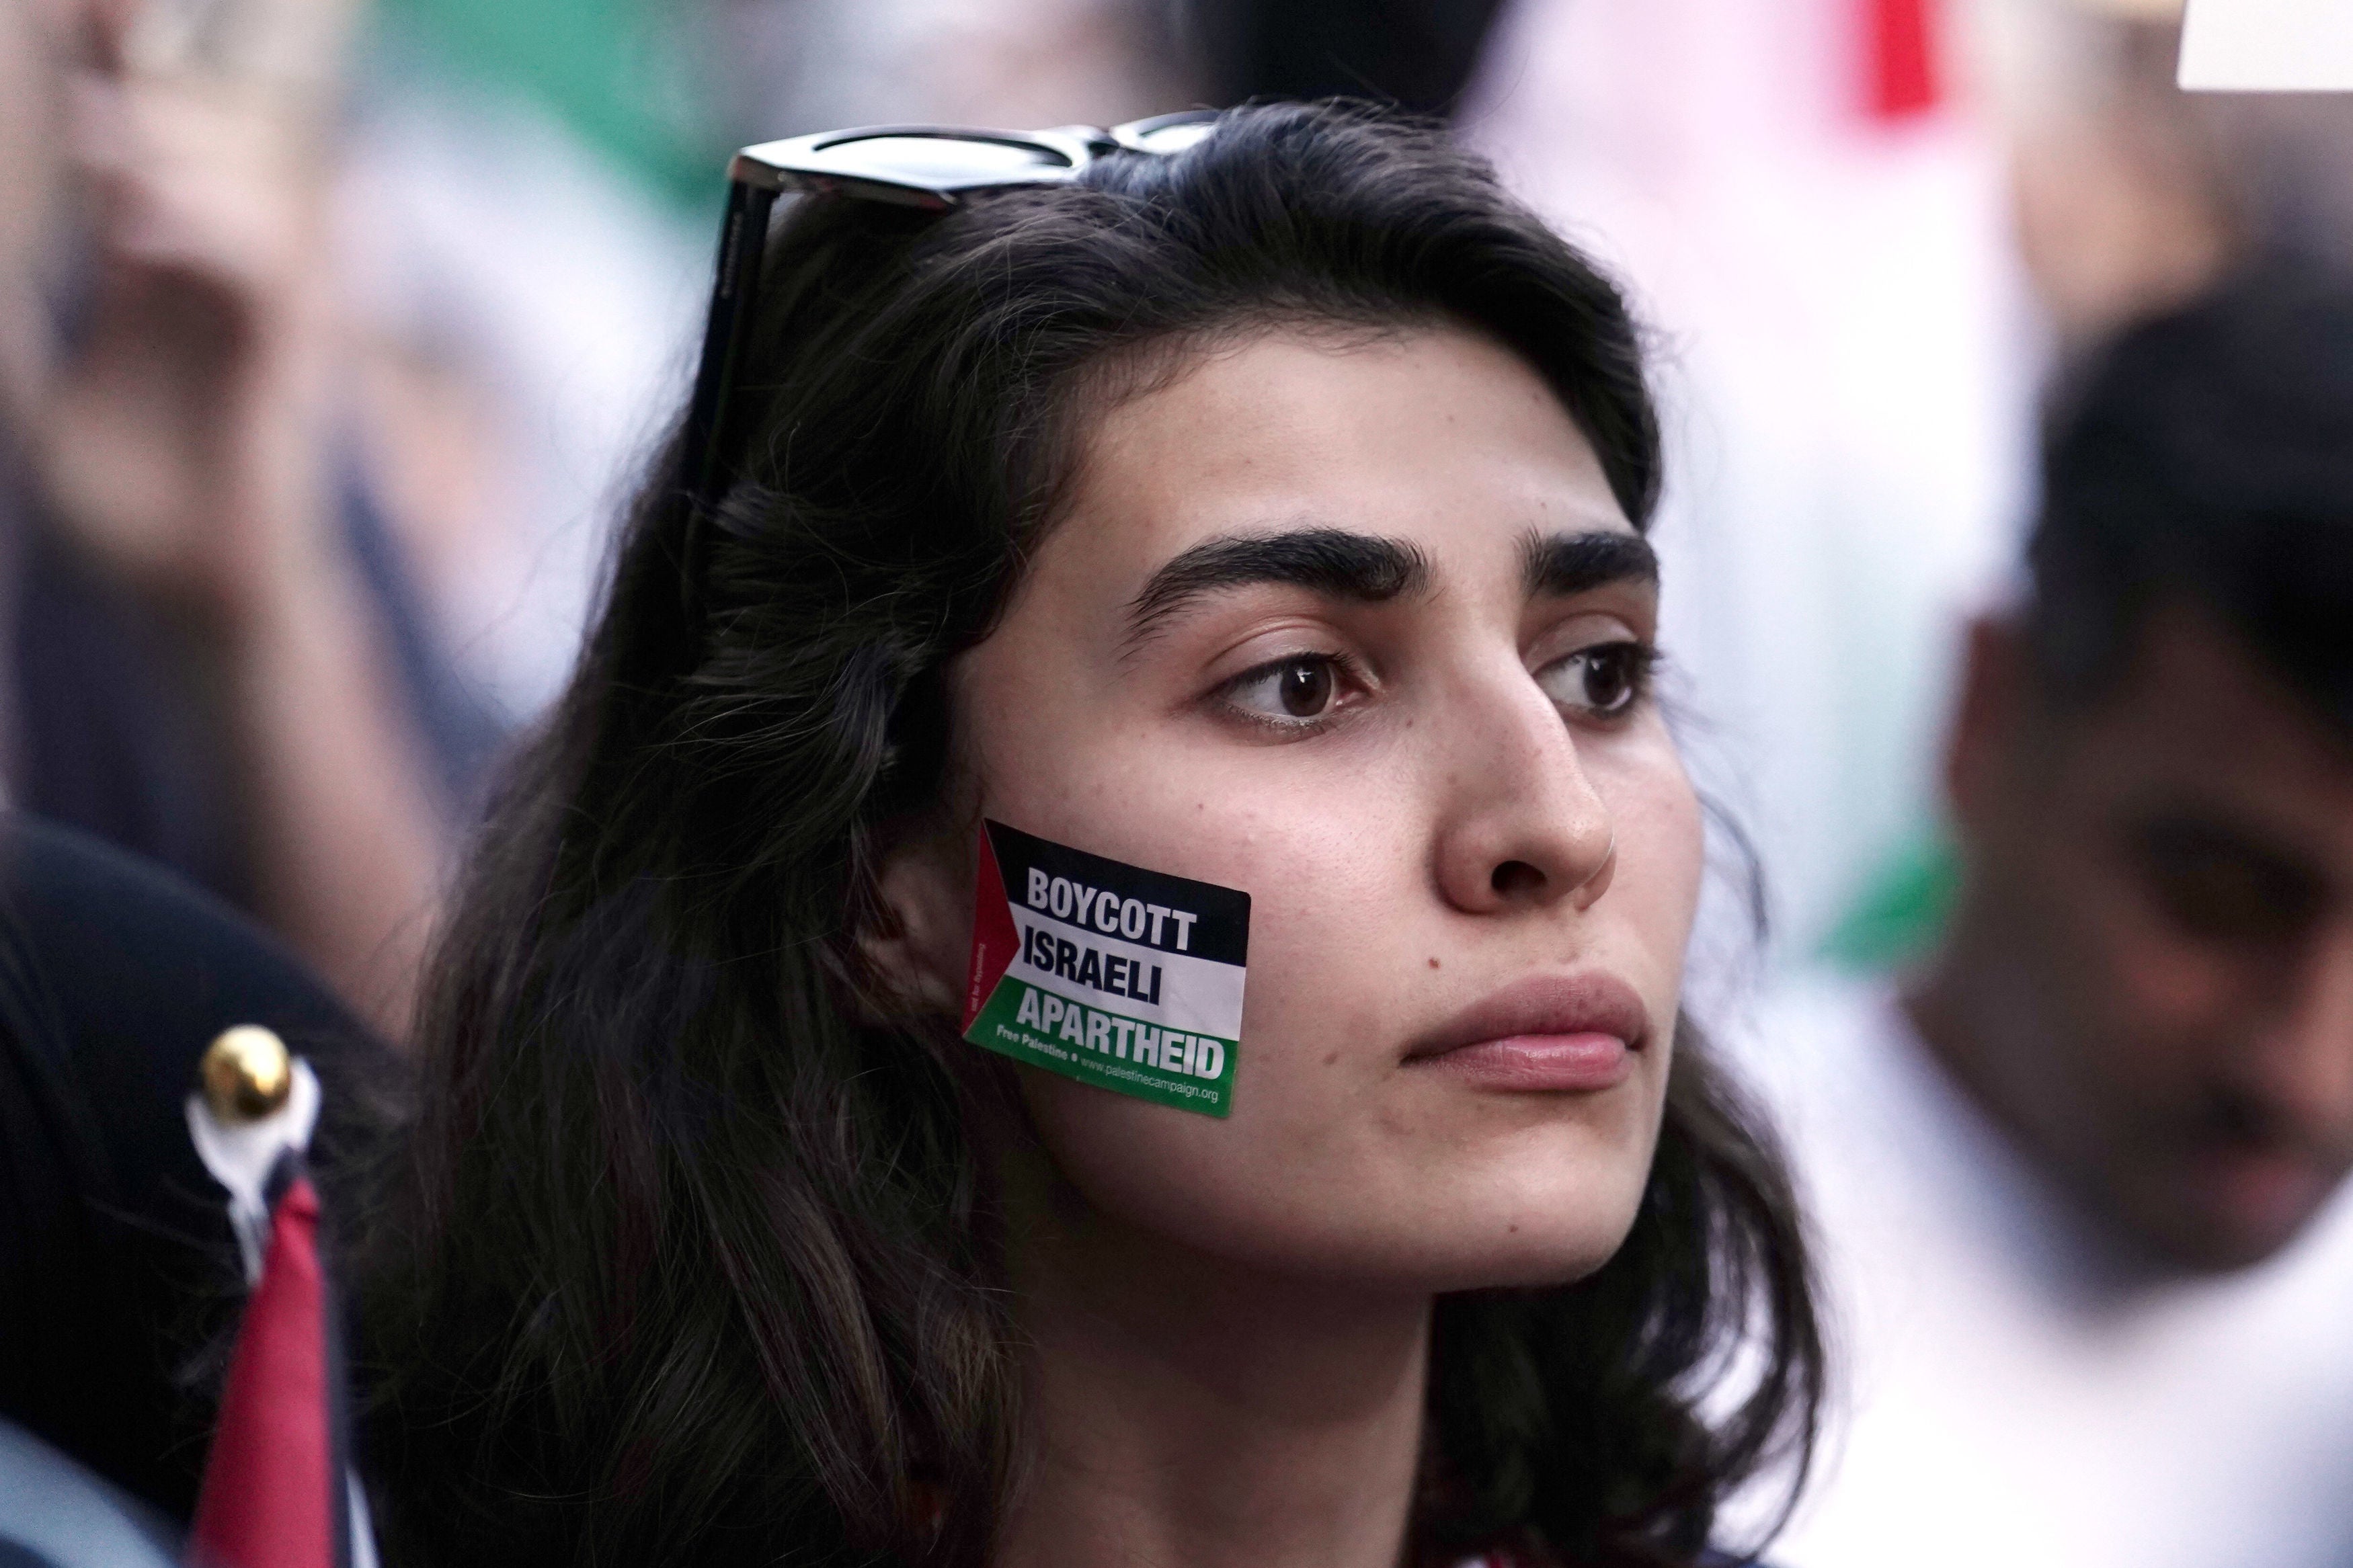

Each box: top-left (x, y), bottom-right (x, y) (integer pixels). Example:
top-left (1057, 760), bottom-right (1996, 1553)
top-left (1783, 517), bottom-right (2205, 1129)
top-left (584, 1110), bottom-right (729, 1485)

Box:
top-left (22, 0), bottom-right (2345, 995)
top-left (9, 0), bottom-right (2353, 1563)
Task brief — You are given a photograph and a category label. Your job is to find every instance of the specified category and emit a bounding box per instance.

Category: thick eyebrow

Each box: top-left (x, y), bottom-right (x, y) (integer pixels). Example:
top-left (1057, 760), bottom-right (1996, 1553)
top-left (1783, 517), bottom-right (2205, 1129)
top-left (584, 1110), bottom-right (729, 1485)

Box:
top-left (1123, 528), bottom-right (1432, 649)
top-left (1521, 530), bottom-right (1660, 599)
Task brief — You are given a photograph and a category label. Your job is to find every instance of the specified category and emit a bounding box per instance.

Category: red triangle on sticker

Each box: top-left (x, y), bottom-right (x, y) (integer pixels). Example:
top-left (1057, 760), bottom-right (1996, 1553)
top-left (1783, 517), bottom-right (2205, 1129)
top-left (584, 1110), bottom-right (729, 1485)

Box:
top-left (964, 827), bottom-right (1021, 1031)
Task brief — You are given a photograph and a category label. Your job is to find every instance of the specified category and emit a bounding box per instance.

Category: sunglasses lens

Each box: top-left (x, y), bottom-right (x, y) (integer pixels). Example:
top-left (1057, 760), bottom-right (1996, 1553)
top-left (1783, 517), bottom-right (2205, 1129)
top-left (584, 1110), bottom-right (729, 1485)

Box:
top-left (815, 134), bottom-right (1074, 185)
top-left (1122, 120), bottom-right (1216, 155)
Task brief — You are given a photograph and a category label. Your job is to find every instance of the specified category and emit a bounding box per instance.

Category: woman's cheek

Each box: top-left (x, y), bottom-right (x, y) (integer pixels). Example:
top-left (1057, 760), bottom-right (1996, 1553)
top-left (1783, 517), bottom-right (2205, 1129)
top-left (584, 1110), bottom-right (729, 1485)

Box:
top-left (1002, 782), bottom-right (1420, 1257)
top-left (1595, 736), bottom-right (1706, 977)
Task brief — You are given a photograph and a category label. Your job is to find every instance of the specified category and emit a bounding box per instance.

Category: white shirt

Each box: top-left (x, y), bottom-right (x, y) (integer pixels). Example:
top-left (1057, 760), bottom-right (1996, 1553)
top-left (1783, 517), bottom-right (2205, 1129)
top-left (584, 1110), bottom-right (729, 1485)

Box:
top-left (1724, 975), bottom-right (2353, 1568)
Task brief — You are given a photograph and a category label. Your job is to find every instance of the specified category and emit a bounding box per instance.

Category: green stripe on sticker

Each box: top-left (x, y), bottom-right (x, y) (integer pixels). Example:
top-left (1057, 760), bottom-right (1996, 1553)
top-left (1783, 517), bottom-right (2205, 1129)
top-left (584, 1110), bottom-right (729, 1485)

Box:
top-left (967, 979), bottom-right (1236, 1117)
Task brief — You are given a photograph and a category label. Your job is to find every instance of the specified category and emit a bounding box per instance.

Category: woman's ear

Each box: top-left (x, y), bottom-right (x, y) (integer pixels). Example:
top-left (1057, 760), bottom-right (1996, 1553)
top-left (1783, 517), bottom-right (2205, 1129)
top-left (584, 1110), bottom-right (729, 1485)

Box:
top-left (861, 818), bottom-right (973, 1020)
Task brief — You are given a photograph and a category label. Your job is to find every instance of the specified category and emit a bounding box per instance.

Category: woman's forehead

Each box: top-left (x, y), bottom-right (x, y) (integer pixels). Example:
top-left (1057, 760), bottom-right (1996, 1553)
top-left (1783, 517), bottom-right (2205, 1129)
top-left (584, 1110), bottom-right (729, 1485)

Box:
top-left (1057, 325), bottom-right (1630, 581)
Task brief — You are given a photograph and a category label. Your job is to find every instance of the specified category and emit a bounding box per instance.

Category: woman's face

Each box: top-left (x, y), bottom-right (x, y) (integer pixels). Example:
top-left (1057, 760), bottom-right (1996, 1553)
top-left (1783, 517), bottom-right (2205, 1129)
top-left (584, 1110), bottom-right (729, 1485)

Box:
top-left (914, 323), bottom-right (1701, 1293)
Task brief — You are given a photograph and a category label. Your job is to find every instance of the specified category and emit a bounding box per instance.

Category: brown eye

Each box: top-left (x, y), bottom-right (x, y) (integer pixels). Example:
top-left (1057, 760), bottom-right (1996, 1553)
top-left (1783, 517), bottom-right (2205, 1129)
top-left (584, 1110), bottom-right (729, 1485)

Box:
top-left (1226, 655), bottom-right (1345, 725)
top-left (1538, 643), bottom-right (1654, 718)
top-left (1278, 659), bottom-right (1332, 716)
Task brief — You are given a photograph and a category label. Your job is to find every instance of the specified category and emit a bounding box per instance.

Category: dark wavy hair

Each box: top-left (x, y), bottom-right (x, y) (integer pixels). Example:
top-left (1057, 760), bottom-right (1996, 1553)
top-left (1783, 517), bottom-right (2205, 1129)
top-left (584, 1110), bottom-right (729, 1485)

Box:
top-left (356, 100), bottom-right (1821, 1568)
top-left (2028, 262), bottom-right (2353, 737)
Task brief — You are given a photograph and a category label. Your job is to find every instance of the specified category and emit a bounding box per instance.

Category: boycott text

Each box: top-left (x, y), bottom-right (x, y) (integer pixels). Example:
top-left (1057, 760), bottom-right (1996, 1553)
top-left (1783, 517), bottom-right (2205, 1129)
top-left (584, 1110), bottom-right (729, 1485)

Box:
top-left (1026, 868), bottom-right (1201, 953)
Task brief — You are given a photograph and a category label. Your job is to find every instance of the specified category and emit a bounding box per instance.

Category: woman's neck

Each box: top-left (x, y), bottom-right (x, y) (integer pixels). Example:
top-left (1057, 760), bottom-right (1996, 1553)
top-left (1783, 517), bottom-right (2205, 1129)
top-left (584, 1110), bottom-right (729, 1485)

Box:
top-left (995, 1160), bottom-right (1433, 1568)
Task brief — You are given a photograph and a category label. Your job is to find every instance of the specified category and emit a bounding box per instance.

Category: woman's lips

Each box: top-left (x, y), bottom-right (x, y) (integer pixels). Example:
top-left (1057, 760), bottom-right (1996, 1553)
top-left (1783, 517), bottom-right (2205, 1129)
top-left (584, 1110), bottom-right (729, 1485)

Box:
top-left (1415, 1032), bottom-right (1634, 1091)
top-left (1403, 973), bottom-right (1649, 1094)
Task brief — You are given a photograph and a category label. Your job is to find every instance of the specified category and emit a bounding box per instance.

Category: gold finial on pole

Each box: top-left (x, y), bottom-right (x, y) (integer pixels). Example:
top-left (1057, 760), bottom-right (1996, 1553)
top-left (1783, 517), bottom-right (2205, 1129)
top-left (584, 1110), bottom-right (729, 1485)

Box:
top-left (200, 1026), bottom-right (294, 1123)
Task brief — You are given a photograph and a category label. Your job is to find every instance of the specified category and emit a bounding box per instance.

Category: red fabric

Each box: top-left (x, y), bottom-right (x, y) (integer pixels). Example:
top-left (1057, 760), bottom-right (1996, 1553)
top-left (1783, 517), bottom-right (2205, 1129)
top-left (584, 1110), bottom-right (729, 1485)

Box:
top-left (187, 1179), bottom-right (335, 1568)
top-left (963, 827), bottom-right (1020, 1032)
top-left (1865, 0), bottom-right (1940, 119)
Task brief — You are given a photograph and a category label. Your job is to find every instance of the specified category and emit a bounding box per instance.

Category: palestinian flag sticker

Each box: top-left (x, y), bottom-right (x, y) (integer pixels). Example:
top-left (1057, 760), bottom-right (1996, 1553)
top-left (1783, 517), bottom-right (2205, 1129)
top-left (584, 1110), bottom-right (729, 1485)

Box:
top-left (963, 819), bottom-right (1249, 1118)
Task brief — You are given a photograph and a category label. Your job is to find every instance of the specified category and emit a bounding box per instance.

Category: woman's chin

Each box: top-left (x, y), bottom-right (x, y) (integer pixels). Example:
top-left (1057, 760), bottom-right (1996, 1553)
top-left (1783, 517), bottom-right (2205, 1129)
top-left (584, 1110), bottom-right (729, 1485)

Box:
top-left (1320, 1149), bottom-right (1660, 1294)
top-left (1261, 1223), bottom-right (1641, 1298)
top-left (1109, 1173), bottom-right (1654, 1299)
top-left (1388, 1204), bottom-right (1648, 1295)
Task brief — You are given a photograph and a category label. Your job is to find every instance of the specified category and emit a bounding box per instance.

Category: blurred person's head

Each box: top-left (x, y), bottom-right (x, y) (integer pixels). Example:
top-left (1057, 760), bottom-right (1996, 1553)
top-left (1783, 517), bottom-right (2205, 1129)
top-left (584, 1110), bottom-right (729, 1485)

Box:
top-left (362, 101), bottom-right (1819, 1567)
top-left (1930, 266), bottom-right (2353, 1273)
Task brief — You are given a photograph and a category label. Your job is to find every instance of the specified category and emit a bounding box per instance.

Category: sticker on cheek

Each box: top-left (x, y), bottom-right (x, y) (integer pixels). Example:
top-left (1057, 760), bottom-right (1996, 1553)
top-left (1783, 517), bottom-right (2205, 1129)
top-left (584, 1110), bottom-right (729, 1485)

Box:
top-left (963, 819), bottom-right (1248, 1118)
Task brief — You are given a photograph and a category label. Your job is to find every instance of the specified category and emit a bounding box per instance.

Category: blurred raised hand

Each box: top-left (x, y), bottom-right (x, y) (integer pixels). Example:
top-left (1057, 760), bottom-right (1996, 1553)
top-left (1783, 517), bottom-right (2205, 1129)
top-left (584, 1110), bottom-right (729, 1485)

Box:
top-left (18, 0), bottom-right (449, 1040)
top-left (44, 60), bottom-right (337, 624)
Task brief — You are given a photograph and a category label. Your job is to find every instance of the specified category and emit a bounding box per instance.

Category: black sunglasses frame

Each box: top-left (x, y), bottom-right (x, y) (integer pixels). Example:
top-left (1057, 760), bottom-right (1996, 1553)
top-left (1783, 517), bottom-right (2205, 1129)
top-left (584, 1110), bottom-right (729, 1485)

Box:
top-left (675, 112), bottom-right (1221, 612)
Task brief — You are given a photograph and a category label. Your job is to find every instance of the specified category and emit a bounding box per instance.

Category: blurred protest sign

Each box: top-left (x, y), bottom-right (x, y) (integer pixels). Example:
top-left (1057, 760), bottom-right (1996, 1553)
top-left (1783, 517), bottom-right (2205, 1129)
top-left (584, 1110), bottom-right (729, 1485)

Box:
top-left (2180, 0), bottom-right (2353, 90)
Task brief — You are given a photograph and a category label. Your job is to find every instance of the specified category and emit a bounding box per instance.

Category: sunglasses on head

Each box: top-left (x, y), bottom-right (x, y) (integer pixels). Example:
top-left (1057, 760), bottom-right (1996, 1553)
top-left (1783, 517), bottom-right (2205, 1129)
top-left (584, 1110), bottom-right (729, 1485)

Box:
top-left (678, 110), bottom-right (1224, 610)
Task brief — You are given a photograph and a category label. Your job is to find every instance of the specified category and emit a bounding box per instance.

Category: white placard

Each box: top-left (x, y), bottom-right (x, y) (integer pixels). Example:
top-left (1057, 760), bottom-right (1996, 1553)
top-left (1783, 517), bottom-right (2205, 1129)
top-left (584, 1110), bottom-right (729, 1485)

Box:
top-left (2180, 0), bottom-right (2353, 91)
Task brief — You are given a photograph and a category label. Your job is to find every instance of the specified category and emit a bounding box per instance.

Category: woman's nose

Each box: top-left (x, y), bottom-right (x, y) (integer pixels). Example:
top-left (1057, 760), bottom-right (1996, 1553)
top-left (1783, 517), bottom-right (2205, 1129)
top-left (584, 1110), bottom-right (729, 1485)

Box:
top-left (1430, 671), bottom-right (1616, 915)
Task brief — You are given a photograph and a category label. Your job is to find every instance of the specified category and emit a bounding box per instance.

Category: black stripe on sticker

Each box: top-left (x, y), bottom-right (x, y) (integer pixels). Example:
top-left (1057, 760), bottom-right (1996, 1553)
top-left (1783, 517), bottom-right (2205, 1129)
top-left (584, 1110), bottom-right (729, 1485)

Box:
top-left (985, 820), bottom-right (1249, 967)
